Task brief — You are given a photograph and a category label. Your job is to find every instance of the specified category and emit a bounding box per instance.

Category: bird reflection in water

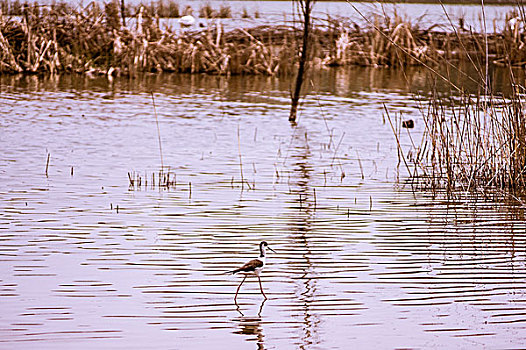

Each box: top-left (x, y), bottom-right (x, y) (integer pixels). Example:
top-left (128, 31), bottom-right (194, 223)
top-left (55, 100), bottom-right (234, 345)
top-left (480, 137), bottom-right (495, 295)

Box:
top-left (232, 299), bottom-right (266, 349)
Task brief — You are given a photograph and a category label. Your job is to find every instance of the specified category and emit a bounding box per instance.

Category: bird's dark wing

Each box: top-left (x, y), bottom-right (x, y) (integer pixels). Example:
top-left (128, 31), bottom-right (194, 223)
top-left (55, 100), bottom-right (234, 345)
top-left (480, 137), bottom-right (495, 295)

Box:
top-left (231, 258), bottom-right (263, 274)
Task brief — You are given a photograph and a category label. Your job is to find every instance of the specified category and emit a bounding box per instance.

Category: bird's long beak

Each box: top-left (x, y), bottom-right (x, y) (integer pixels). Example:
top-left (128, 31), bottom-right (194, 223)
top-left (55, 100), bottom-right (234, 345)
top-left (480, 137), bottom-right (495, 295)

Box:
top-left (268, 247), bottom-right (276, 253)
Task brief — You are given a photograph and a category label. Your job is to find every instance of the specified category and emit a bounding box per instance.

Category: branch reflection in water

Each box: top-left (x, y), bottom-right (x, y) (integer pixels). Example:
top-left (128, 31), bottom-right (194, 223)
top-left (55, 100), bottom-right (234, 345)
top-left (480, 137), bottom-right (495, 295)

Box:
top-left (287, 122), bottom-right (321, 348)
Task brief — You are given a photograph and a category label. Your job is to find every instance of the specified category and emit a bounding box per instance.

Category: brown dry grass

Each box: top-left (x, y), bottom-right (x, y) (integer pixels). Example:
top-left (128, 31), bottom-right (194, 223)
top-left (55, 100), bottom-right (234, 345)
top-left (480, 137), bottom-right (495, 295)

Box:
top-left (1, 2), bottom-right (525, 76)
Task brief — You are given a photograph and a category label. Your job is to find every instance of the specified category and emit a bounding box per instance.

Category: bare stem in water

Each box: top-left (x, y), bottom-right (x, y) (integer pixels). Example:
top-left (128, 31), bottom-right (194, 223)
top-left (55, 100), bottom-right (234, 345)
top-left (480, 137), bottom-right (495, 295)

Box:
top-left (289, 0), bottom-right (315, 122)
top-left (237, 125), bottom-right (244, 189)
top-left (151, 92), bottom-right (164, 171)
top-left (45, 152), bottom-right (50, 177)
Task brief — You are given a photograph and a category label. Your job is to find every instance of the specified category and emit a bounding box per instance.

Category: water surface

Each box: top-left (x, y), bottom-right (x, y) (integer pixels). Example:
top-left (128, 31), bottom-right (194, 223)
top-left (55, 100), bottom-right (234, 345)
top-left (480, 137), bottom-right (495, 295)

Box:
top-left (1, 68), bottom-right (525, 349)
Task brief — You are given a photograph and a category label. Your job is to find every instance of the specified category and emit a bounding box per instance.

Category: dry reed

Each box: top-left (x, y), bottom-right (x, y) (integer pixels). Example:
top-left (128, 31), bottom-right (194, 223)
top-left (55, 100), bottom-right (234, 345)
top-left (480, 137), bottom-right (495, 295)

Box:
top-left (128, 170), bottom-right (176, 190)
top-left (0, 2), bottom-right (303, 75)
top-left (199, 2), bottom-right (232, 19)
top-left (408, 85), bottom-right (526, 196)
top-left (0, 3), bottom-right (525, 76)
top-left (390, 5), bottom-right (526, 199)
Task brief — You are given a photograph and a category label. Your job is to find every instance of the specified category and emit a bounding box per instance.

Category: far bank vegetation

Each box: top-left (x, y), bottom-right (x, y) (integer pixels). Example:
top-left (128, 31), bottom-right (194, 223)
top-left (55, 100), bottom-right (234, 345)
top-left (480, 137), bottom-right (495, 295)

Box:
top-left (0, 0), bottom-right (525, 76)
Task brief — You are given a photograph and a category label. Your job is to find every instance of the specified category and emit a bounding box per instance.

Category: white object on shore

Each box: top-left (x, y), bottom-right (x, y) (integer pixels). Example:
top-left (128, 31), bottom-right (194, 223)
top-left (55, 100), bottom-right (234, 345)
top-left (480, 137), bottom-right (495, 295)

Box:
top-left (179, 15), bottom-right (196, 27)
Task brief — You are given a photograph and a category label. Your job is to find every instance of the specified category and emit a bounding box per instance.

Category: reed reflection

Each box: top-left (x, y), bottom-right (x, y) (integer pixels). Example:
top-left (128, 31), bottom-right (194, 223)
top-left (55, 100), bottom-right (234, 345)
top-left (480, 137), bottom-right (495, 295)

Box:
top-left (430, 194), bottom-right (526, 262)
top-left (2, 66), bottom-right (523, 99)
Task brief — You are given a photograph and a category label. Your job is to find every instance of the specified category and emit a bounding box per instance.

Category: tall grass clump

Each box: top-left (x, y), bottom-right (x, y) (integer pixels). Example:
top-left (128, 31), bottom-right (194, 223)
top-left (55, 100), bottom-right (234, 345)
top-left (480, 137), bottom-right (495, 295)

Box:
top-left (398, 9), bottom-right (526, 198)
top-left (199, 2), bottom-right (231, 19)
top-left (141, 0), bottom-right (180, 18)
top-left (412, 84), bottom-right (526, 195)
top-left (241, 7), bottom-right (250, 19)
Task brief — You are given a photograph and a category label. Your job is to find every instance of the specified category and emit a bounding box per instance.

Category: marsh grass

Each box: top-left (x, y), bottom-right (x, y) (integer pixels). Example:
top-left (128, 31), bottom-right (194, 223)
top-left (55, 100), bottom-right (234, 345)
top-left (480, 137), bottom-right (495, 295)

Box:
top-left (1, 1), bottom-right (525, 77)
top-left (140, 0), bottom-right (181, 18)
top-left (128, 170), bottom-right (176, 190)
top-left (0, 1), bottom-right (303, 75)
top-left (378, 7), bottom-right (526, 198)
top-left (407, 81), bottom-right (526, 196)
top-left (199, 2), bottom-right (232, 19)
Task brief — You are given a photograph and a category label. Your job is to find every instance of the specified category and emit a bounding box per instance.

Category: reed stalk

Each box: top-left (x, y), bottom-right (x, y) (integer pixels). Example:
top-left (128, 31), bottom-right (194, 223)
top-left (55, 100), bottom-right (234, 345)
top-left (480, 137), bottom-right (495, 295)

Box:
top-left (237, 125), bottom-right (244, 189)
top-left (45, 152), bottom-right (50, 177)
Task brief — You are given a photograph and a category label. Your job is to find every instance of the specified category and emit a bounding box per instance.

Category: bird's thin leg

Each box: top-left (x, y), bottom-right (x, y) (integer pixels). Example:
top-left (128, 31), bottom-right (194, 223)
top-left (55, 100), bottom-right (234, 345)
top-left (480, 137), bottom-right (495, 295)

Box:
top-left (257, 275), bottom-right (267, 300)
top-left (235, 300), bottom-right (244, 316)
top-left (234, 275), bottom-right (247, 302)
top-left (258, 298), bottom-right (266, 317)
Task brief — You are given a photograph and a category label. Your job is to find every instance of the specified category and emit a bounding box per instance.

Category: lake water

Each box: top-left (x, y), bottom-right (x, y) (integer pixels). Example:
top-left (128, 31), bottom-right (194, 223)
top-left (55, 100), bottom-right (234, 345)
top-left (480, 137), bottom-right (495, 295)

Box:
top-left (1, 68), bottom-right (526, 349)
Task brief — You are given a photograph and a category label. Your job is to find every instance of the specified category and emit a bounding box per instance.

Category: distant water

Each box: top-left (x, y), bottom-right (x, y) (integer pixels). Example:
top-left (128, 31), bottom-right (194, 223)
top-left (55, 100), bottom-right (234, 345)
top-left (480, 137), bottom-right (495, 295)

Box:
top-left (1, 68), bottom-right (525, 349)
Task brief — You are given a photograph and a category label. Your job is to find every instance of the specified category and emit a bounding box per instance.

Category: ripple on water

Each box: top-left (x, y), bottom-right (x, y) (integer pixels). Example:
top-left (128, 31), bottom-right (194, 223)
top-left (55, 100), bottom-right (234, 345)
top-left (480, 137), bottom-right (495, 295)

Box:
top-left (1, 73), bottom-right (526, 349)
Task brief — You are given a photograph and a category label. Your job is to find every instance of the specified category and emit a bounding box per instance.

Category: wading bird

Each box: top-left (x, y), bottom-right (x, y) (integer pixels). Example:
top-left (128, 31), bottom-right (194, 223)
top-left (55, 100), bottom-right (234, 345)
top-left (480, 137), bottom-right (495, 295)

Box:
top-left (230, 241), bottom-right (276, 302)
